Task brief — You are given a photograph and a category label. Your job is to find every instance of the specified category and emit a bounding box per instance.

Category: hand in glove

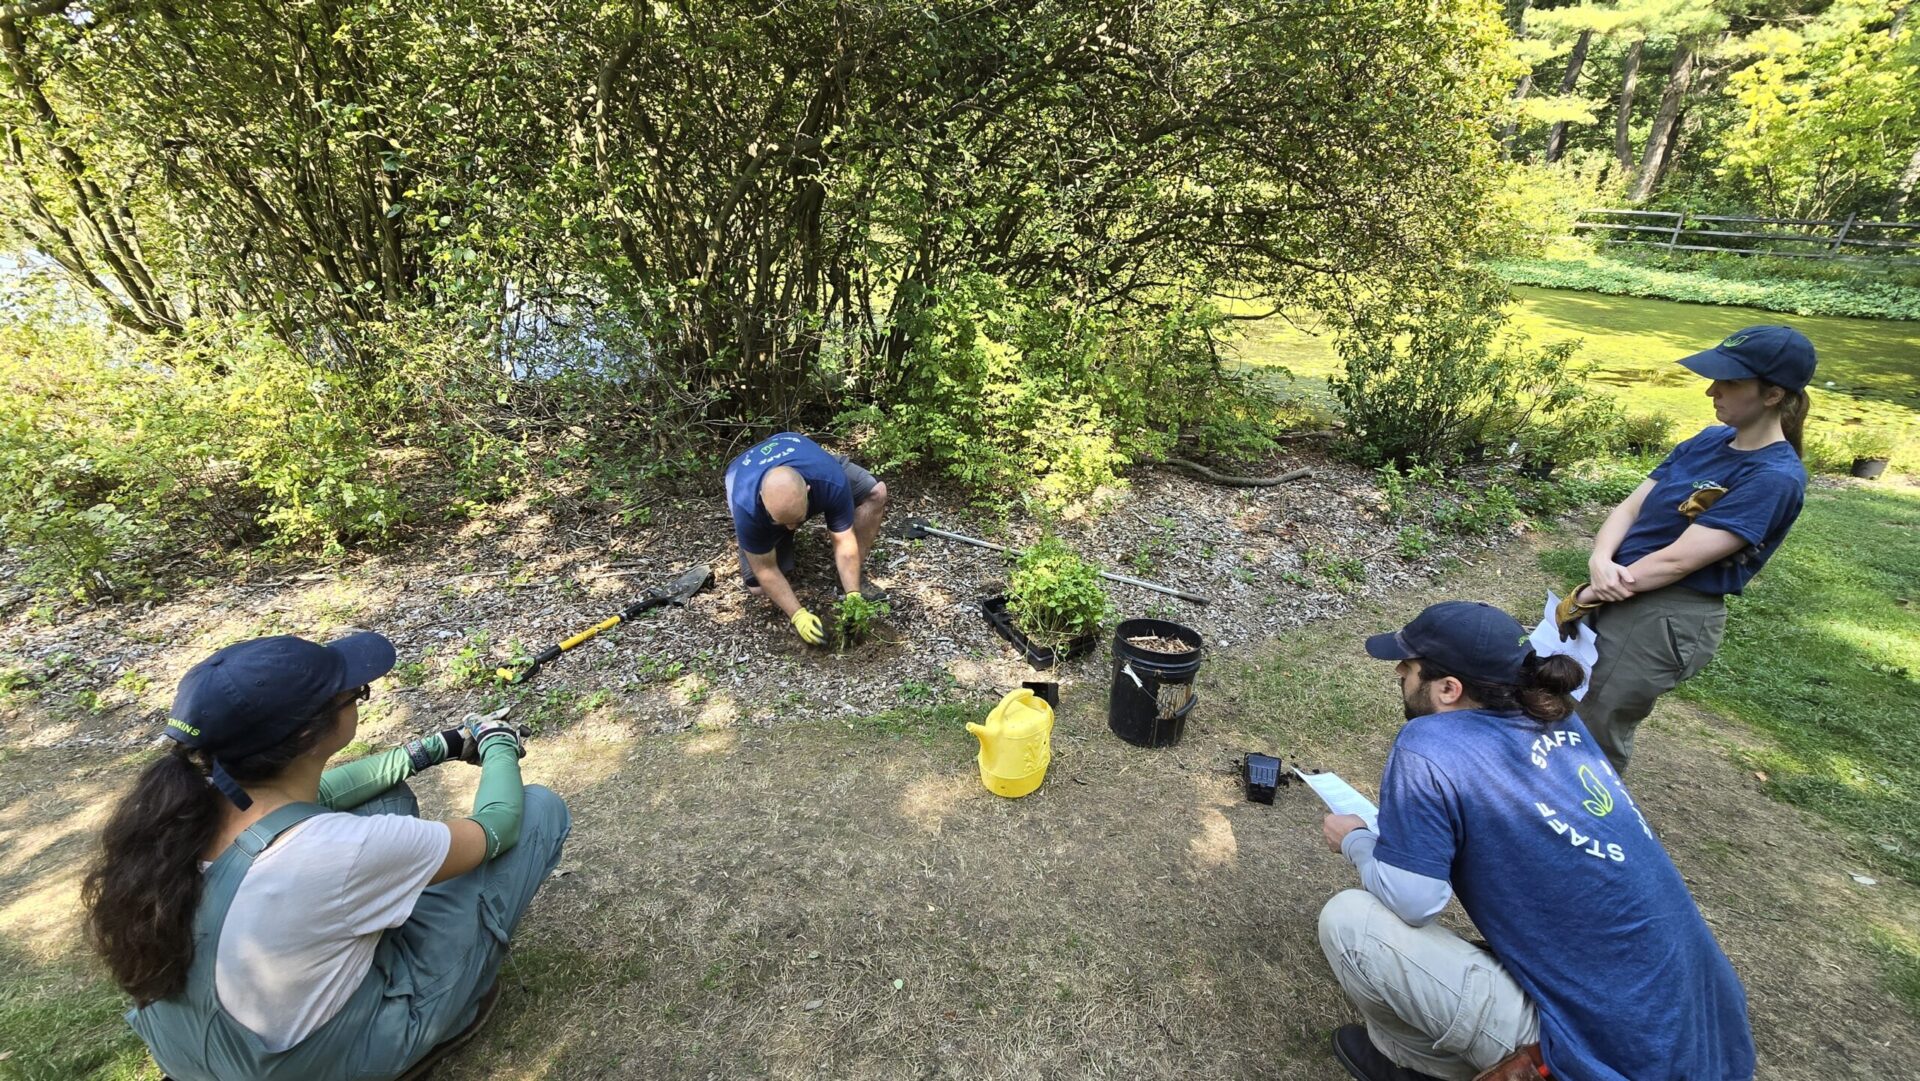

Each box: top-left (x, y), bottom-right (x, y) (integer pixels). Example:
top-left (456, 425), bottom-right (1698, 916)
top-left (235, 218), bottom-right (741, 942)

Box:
top-left (791, 607), bottom-right (827, 646)
top-left (458, 706), bottom-right (528, 762)
top-left (1554, 586), bottom-right (1604, 641)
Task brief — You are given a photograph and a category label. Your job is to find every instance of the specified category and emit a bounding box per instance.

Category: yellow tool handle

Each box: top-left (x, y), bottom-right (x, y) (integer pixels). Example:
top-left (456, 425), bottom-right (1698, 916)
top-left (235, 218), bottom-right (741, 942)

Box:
top-left (559, 615), bottom-right (623, 651)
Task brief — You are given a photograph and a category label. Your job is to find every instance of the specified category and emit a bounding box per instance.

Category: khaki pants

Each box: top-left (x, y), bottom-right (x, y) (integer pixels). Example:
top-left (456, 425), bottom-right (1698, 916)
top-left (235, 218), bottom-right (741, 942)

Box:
top-left (1318, 890), bottom-right (1540, 1081)
top-left (1579, 586), bottom-right (1727, 774)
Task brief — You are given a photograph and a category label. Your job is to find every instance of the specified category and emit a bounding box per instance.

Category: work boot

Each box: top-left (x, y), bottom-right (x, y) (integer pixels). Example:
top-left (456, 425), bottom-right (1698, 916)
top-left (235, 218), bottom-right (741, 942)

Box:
top-left (1331, 1025), bottom-right (1447, 1081)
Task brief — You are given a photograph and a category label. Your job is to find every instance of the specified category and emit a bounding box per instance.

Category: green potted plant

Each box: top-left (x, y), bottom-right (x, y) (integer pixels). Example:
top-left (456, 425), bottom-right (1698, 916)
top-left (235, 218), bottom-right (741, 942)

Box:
top-left (1844, 428), bottom-right (1895, 480)
top-left (993, 535), bottom-right (1113, 665)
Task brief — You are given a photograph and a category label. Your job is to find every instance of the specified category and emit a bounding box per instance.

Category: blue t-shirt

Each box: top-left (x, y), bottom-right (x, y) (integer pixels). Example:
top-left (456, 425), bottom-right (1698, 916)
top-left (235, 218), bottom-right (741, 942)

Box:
top-left (1614, 425), bottom-right (1806, 596)
top-left (724, 433), bottom-right (856, 555)
top-left (1374, 709), bottom-right (1753, 1081)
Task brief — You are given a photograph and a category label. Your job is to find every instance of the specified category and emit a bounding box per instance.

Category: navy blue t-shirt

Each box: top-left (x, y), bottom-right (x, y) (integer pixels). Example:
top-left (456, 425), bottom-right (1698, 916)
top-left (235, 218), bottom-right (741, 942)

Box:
top-left (1614, 425), bottom-right (1806, 596)
top-left (724, 433), bottom-right (856, 555)
top-left (1374, 709), bottom-right (1754, 1081)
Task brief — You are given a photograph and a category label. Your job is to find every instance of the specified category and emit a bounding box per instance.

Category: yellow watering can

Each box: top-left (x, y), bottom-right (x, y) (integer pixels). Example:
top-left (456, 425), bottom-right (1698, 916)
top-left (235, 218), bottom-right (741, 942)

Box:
top-left (967, 688), bottom-right (1054, 798)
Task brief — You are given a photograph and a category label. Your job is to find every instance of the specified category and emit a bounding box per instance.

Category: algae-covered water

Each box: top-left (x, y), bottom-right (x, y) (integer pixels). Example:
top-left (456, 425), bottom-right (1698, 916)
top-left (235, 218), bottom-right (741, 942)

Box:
top-left (1230, 286), bottom-right (1920, 465)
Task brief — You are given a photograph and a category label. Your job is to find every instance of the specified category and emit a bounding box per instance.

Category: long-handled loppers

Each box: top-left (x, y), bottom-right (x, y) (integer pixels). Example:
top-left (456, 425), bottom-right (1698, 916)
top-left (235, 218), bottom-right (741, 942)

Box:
top-left (496, 564), bottom-right (714, 684)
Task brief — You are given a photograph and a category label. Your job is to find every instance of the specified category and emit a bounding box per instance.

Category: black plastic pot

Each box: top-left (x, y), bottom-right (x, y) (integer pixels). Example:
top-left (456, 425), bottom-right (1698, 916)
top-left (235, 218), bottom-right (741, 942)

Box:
top-left (1851, 457), bottom-right (1890, 480)
top-left (981, 596), bottom-right (1097, 669)
top-left (1108, 618), bottom-right (1205, 748)
top-left (1244, 753), bottom-right (1281, 804)
top-left (1520, 457), bottom-right (1558, 481)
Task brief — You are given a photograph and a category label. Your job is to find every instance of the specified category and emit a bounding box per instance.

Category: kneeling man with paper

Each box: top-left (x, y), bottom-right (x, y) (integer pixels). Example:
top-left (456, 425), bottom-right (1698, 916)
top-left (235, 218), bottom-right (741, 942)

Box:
top-left (1315, 601), bottom-right (1755, 1081)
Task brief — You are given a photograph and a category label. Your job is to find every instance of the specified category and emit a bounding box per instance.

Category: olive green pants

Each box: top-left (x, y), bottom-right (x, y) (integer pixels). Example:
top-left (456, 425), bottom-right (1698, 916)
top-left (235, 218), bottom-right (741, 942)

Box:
top-left (1578, 586), bottom-right (1727, 774)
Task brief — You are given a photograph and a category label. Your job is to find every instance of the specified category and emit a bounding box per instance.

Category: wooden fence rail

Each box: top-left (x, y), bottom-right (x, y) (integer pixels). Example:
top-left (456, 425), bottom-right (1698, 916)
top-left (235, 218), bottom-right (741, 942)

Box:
top-left (1572, 209), bottom-right (1920, 265)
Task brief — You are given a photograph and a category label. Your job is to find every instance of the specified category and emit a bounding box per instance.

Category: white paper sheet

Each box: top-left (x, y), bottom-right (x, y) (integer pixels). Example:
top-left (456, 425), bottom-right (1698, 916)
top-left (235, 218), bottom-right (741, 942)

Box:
top-left (1295, 768), bottom-right (1379, 832)
top-left (1530, 591), bottom-right (1599, 700)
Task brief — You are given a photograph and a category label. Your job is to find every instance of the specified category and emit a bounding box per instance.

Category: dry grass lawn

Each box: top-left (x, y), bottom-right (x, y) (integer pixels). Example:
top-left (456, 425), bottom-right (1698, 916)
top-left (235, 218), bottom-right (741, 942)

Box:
top-left (3, 532), bottom-right (1918, 1079)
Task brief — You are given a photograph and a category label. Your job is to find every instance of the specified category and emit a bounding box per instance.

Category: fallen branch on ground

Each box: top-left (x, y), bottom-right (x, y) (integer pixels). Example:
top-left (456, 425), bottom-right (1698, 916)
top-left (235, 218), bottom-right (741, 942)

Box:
top-left (1159, 458), bottom-right (1315, 488)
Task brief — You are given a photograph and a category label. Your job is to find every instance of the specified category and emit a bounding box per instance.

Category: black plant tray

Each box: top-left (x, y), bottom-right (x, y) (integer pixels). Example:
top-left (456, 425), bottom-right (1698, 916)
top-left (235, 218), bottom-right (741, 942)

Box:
top-left (981, 595), bottom-right (1097, 670)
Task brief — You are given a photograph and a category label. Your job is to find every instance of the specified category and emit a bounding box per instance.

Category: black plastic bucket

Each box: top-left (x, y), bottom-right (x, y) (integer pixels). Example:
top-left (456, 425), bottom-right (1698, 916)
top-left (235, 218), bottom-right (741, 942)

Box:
top-left (1108, 618), bottom-right (1205, 747)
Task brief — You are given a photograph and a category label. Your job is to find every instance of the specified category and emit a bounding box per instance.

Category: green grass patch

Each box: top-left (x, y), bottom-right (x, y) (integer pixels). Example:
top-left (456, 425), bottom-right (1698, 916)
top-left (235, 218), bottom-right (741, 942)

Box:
top-left (0, 951), bottom-right (156, 1081)
top-left (1868, 925), bottom-right (1920, 1015)
top-left (1492, 253), bottom-right (1920, 322)
top-left (1542, 484), bottom-right (1920, 886)
top-left (1229, 286), bottom-right (1920, 468)
top-left (847, 699), bottom-right (980, 745)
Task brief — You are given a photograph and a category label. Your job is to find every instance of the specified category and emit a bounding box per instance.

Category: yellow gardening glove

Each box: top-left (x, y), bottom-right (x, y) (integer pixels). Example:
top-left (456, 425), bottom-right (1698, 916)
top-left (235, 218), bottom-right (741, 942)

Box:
top-left (791, 607), bottom-right (826, 646)
top-left (1555, 586), bottom-right (1603, 641)
top-left (1677, 483), bottom-right (1728, 521)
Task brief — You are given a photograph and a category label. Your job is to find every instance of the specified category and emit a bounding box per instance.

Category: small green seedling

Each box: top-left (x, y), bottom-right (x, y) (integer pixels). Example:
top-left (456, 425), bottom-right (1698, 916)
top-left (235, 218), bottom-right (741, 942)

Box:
top-left (834, 593), bottom-right (892, 652)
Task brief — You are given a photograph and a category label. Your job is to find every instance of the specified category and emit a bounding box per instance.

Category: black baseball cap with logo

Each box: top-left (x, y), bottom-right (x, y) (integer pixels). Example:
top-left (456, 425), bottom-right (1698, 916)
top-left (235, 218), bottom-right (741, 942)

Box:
top-left (1677, 325), bottom-right (1817, 391)
top-left (168, 632), bottom-right (395, 761)
top-left (1364, 601), bottom-right (1533, 686)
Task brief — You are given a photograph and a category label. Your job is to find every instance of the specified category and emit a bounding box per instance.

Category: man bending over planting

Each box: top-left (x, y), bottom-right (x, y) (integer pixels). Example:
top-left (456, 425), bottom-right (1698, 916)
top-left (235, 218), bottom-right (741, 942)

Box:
top-left (1314, 601), bottom-right (1754, 1081)
top-left (724, 431), bottom-right (890, 646)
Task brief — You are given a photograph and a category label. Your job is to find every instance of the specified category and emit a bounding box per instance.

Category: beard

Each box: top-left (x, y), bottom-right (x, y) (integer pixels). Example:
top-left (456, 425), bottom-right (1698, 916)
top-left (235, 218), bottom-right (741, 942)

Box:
top-left (1402, 682), bottom-right (1437, 720)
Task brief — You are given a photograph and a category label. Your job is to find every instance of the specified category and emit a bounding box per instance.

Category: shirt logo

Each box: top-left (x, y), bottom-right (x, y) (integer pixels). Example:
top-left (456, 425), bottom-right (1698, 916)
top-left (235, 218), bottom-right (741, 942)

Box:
top-left (1579, 765), bottom-right (1614, 818)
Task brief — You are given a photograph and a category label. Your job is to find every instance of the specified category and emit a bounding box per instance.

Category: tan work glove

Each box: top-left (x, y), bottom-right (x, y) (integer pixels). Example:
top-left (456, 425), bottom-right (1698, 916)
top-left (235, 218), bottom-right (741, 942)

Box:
top-left (1677, 483), bottom-right (1729, 521)
top-left (1555, 586), bottom-right (1603, 641)
top-left (791, 607), bottom-right (827, 646)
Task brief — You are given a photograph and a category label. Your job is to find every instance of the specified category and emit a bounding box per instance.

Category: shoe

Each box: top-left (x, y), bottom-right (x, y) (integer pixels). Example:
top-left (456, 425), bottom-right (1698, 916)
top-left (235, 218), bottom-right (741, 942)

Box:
top-left (1331, 1025), bottom-right (1446, 1081)
top-left (395, 980), bottom-right (501, 1080)
top-left (840, 577), bottom-right (891, 603)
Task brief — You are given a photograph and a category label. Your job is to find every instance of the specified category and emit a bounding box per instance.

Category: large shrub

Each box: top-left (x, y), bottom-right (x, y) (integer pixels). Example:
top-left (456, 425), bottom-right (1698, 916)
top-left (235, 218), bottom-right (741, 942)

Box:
top-left (1330, 273), bottom-right (1596, 466)
top-left (842, 275), bottom-right (1292, 513)
top-left (0, 288), bottom-right (403, 597)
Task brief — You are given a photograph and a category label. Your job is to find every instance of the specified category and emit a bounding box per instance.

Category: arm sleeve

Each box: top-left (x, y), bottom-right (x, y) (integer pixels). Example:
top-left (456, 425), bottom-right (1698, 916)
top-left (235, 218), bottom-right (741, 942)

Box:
top-left (466, 736), bottom-right (525, 860)
top-left (1370, 748), bottom-right (1462, 881)
top-left (1693, 469), bottom-right (1803, 546)
top-left (1343, 829), bottom-right (1453, 926)
top-left (318, 735), bottom-right (448, 811)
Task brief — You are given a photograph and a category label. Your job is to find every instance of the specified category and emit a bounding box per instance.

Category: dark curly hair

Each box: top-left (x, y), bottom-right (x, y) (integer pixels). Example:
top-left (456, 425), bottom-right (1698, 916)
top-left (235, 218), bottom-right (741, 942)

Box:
top-left (81, 708), bottom-right (339, 1005)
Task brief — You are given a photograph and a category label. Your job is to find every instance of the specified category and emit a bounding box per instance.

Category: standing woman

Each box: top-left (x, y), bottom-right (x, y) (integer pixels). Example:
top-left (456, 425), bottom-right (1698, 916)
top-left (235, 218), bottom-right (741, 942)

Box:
top-left (82, 633), bottom-right (571, 1081)
top-left (1559, 326), bottom-right (1815, 773)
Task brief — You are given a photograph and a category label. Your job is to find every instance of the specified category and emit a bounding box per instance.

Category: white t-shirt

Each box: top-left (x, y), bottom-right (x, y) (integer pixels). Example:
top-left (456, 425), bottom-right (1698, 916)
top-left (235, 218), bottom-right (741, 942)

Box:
top-left (210, 812), bottom-right (451, 1051)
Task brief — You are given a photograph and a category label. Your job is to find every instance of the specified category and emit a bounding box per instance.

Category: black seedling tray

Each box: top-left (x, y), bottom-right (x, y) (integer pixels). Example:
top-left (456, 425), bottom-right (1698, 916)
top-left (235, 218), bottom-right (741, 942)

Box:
top-left (982, 595), bottom-right (1097, 670)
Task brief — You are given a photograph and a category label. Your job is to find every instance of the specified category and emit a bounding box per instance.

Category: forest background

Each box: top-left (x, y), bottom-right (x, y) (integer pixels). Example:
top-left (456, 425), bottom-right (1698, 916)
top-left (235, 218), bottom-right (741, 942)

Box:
top-left (1, 0), bottom-right (1916, 599)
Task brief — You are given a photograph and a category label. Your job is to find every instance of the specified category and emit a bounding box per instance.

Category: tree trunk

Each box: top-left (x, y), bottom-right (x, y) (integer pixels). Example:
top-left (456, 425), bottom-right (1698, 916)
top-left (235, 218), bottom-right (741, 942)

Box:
top-left (1614, 38), bottom-right (1643, 176)
top-left (1629, 42), bottom-right (1696, 202)
top-left (1501, 74), bottom-right (1534, 155)
top-left (1891, 145), bottom-right (1920, 220)
top-left (1497, 0), bottom-right (1534, 154)
top-left (1544, 30), bottom-right (1595, 163)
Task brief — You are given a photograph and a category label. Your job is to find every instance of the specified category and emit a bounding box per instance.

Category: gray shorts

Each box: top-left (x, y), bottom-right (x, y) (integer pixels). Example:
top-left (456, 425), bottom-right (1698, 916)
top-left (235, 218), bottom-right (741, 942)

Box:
top-left (738, 456), bottom-right (878, 587)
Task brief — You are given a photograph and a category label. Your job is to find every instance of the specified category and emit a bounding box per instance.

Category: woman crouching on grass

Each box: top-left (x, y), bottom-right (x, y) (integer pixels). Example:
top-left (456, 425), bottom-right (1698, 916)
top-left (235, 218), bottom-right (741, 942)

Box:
top-left (82, 632), bottom-right (570, 1081)
top-left (1559, 325), bottom-right (1815, 774)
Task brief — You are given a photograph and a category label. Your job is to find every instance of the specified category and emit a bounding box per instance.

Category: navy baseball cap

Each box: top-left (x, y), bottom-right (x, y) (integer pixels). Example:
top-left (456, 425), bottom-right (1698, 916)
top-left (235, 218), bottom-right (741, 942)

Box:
top-left (1677, 325), bottom-right (1816, 391)
top-left (1364, 601), bottom-right (1533, 686)
top-left (167, 632), bottom-right (395, 759)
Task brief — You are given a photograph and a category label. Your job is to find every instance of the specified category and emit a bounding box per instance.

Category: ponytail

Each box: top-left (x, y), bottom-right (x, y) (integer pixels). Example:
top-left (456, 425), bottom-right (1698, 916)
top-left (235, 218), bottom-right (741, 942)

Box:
top-left (1765, 380), bottom-right (1809, 457)
top-left (83, 714), bottom-right (334, 1004)
top-left (1418, 653), bottom-right (1585, 725)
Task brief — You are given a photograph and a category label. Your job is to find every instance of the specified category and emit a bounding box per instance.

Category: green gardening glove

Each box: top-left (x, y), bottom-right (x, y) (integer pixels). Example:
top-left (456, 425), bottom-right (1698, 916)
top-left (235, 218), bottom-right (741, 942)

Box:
top-left (791, 607), bottom-right (827, 646)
